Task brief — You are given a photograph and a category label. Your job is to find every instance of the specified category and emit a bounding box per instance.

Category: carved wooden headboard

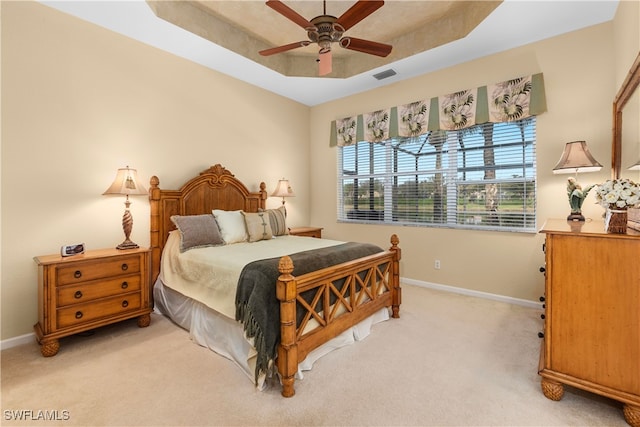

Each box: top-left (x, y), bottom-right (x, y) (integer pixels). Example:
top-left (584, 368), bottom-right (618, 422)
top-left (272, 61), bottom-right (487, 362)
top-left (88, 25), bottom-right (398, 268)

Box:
top-left (148, 164), bottom-right (267, 287)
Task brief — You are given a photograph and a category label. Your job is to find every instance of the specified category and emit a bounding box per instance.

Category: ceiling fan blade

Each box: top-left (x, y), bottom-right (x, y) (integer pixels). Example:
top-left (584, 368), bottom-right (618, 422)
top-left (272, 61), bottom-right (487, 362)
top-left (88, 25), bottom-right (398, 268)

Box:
top-left (259, 41), bottom-right (311, 56)
top-left (266, 0), bottom-right (314, 29)
top-left (340, 37), bottom-right (392, 57)
top-left (318, 51), bottom-right (332, 76)
top-left (335, 0), bottom-right (384, 31)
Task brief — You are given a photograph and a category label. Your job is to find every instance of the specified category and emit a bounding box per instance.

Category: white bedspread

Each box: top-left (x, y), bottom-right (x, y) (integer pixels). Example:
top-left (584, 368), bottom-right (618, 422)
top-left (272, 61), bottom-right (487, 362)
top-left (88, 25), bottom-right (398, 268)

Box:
top-left (159, 231), bottom-right (344, 319)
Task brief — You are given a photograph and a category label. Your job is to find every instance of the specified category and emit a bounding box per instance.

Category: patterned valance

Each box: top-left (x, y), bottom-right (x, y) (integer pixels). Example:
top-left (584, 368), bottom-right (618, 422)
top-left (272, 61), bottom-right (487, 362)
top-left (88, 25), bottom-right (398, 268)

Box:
top-left (330, 73), bottom-right (546, 146)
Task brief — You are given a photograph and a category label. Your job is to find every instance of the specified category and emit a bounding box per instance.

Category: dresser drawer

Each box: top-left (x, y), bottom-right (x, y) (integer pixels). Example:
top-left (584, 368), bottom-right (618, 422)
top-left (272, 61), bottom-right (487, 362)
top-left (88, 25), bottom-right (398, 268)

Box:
top-left (57, 292), bottom-right (142, 328)
top-left (57, 275), bottom-right (141, 307)
top-left (57, 255), bottom-right (141, 286)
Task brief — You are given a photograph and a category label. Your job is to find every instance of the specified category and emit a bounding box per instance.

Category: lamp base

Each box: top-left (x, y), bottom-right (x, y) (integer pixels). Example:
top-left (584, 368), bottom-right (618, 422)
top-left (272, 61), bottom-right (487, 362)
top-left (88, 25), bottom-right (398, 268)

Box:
top-left (116, 239), bottom-right (140, 250)
top-left (567, 213), bottom-right (585, 222)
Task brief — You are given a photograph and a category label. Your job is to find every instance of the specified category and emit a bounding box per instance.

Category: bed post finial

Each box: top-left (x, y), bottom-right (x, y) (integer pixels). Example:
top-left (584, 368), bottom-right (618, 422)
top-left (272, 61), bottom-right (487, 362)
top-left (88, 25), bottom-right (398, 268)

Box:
top-left (149, 175), bottom-right (159, 188)
top-left (259, 182), bottom-right (267, 209)
top-left (389, 234), bottom-right (400, 258)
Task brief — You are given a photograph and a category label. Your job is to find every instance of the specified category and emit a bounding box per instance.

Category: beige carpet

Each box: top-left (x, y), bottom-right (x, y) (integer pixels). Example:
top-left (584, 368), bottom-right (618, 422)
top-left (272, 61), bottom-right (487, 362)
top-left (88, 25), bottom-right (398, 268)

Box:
top-left (1, 285), bottom-right (628, 426)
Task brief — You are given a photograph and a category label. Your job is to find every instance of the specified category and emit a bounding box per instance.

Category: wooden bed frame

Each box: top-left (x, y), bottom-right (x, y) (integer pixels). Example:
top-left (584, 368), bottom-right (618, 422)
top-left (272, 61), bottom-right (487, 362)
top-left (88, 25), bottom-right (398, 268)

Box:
top-left (148, 164), bottom-right (402, 397)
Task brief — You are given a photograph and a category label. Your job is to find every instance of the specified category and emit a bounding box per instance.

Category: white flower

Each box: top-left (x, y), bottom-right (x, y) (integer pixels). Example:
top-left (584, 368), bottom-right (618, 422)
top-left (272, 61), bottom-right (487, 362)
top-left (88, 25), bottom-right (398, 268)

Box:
top-left (594, 178), bottom-right (640, 209)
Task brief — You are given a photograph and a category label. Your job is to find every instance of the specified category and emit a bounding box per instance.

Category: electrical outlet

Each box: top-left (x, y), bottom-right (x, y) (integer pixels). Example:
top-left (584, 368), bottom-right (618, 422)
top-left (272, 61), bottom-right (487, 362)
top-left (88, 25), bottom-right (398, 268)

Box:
top-left (434, 259), bottom-right (441, 269)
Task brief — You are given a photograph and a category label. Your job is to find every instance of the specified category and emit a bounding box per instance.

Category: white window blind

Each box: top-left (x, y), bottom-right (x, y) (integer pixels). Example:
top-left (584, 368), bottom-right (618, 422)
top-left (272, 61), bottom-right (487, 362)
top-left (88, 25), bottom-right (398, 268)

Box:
top-left (337, 118), bottom-right (537, 231)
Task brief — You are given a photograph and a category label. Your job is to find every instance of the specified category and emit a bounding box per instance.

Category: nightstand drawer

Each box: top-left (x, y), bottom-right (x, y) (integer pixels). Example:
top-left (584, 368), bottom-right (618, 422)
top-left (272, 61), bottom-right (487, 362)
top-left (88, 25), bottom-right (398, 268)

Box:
top-left (57, 255), bottom-right (141, 285)
top-left (57, 275), bottom-right (141, 307)
top-left (289, 227), bottom-right (323, 238)
top-left (57, 292), bottom-right (142, 328)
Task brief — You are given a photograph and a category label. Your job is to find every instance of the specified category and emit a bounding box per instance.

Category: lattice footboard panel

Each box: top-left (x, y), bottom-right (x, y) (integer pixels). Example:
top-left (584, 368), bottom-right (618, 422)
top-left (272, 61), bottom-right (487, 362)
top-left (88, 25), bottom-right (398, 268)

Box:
top-left (293, 252), bottom-right (396, 360)
top-left (276, 235), bottom-right (400, 397)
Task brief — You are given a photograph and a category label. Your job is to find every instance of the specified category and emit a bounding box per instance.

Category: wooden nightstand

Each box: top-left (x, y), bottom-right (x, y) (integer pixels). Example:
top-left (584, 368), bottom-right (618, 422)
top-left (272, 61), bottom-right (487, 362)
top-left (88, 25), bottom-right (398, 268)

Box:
top-left (33, 247), bottom-right (151, 357)
top-left (288, 227), bottom-right (323, 238)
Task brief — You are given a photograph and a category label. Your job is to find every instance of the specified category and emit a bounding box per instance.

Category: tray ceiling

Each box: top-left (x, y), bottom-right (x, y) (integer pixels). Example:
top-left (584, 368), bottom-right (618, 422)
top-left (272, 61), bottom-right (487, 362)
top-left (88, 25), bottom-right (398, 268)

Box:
top-left (147, 1), bottom-right (502, 78)
top-left (39, 1), bottom-right (619, 106)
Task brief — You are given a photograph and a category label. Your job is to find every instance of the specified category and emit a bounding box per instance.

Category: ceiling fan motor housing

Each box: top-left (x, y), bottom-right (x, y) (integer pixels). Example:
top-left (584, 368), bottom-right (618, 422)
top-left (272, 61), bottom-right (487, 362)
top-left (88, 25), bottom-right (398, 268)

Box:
top-left (308, 15), bottom-right (344, 53)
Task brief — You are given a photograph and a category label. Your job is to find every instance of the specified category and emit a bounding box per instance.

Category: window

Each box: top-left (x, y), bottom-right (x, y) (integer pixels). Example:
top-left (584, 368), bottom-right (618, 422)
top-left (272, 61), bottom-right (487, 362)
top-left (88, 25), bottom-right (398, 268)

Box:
top-left (337, 118), bottom-right (536, 231)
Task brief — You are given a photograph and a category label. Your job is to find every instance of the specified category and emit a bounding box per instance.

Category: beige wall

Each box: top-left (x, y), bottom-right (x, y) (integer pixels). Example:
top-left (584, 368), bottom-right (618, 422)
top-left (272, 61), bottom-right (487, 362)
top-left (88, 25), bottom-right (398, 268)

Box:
top-left (1, 2), bottom-right (310, 340)
top-left (614, 0), bottom-right (640, 86)
top-left (310, 18), bottom-right (636, 303)
top-left (1, 1), bottom-right (638, 342)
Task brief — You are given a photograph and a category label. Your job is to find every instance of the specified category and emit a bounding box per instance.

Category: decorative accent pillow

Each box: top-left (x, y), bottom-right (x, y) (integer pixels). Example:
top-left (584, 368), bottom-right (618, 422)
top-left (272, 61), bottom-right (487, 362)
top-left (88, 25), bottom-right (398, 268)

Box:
top-left (262, 206), bottom-right (288, 236)
top-left (170, 214), bottom-right (224, 252)
top-left (241, 211), bottom-right (273, 242)
top-left (212, 209), bottom-right (248, 244)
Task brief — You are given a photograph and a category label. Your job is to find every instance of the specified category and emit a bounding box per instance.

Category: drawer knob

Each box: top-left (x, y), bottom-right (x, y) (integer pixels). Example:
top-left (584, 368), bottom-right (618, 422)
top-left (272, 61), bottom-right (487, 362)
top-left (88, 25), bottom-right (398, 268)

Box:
top-left (122, 300), bottom-right (129, 308)
top-left (121, 263), bottom-right (128, 271)
top-left (75, 311), bottom-right (83, 319)
top-left (74, 270), bottom-right (82, 279)
top-left (121, 281), bottom-right (128, 289)
top-left (74, 291), bottom-right (83, 299)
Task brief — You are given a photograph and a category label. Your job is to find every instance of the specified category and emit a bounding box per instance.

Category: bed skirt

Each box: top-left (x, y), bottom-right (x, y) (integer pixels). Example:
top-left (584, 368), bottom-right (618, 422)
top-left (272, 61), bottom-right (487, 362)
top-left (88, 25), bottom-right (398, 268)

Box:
top-left (152, 278), bottom-right (389, 391)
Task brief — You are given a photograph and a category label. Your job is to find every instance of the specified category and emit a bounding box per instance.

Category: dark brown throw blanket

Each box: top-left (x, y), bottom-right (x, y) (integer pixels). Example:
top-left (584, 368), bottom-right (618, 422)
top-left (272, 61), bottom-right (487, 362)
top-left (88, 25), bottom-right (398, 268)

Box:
top-left (235, 242), bottom-right (383, 384)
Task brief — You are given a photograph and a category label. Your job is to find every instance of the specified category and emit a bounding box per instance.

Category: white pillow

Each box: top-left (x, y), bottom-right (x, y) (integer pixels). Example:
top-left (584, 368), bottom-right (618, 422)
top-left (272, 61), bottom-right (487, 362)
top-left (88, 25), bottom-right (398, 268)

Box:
top-left (212, 209), bottom-right (247, 244)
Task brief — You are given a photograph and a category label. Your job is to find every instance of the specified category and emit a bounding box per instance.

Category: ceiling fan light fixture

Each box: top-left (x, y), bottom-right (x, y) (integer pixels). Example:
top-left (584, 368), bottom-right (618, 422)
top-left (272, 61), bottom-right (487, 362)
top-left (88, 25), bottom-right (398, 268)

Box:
top-left (308, 15), bottom-right (343, 48)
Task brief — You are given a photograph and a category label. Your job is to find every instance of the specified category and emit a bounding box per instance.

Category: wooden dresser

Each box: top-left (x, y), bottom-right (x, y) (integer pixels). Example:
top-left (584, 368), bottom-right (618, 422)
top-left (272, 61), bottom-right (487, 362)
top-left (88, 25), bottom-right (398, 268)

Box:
top-left (539, 219), bottom-right (640, 427)
top-left (34, 247), bottom-right (151, 357)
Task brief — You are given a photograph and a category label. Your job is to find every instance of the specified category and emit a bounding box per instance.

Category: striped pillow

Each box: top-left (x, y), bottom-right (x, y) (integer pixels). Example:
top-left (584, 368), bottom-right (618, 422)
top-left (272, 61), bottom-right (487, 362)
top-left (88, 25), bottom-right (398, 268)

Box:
top-left (265, 206), bottom-right (288, 236)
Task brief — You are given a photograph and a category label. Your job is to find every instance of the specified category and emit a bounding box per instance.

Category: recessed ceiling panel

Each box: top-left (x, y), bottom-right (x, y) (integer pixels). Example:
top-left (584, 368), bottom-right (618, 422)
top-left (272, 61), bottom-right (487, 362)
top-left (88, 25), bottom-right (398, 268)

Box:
top-left (147, 0), bottom-right (502, 78)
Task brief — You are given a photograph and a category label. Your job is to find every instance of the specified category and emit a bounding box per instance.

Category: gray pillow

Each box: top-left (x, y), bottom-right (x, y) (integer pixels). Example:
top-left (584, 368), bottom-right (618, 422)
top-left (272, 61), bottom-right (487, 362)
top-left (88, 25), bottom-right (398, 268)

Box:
top-left (170, 214), bottom-right (224, 252)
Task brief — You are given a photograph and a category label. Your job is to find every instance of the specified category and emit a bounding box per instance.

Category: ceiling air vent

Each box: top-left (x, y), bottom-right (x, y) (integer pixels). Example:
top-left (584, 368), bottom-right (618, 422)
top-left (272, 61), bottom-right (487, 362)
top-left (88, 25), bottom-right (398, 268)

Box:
top-left (373, 69), bottom-right (397, 80)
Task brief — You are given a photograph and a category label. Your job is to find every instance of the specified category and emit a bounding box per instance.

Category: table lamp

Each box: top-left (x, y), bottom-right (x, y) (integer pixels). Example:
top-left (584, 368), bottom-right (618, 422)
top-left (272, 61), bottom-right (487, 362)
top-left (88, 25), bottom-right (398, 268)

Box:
top-left (103, 166), bottom-right (148, 249)
top-left (271, 178), bottom-right (295, 214)
top-left (552, 141), bottom-right (602, 221)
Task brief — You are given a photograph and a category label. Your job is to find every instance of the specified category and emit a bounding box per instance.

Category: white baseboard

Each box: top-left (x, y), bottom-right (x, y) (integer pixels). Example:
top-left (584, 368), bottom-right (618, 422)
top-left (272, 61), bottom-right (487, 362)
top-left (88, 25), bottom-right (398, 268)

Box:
top-left (1, 279), bottom-right (539, 350)
top-left (401, 277), bottom-right (540, 309)
top-left (1, 332), bottom-right (35, 351)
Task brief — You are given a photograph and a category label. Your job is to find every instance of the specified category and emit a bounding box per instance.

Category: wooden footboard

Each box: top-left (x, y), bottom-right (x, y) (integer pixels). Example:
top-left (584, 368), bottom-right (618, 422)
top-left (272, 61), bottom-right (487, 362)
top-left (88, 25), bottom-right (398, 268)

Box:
top-left (276, 234), bottom-right (401, 397)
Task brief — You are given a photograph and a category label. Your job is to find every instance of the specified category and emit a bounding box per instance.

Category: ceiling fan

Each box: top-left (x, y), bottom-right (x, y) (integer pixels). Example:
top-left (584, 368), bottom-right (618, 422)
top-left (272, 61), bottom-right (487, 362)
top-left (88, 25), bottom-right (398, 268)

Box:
top-left (259, 0), bottom-right (392, 76)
